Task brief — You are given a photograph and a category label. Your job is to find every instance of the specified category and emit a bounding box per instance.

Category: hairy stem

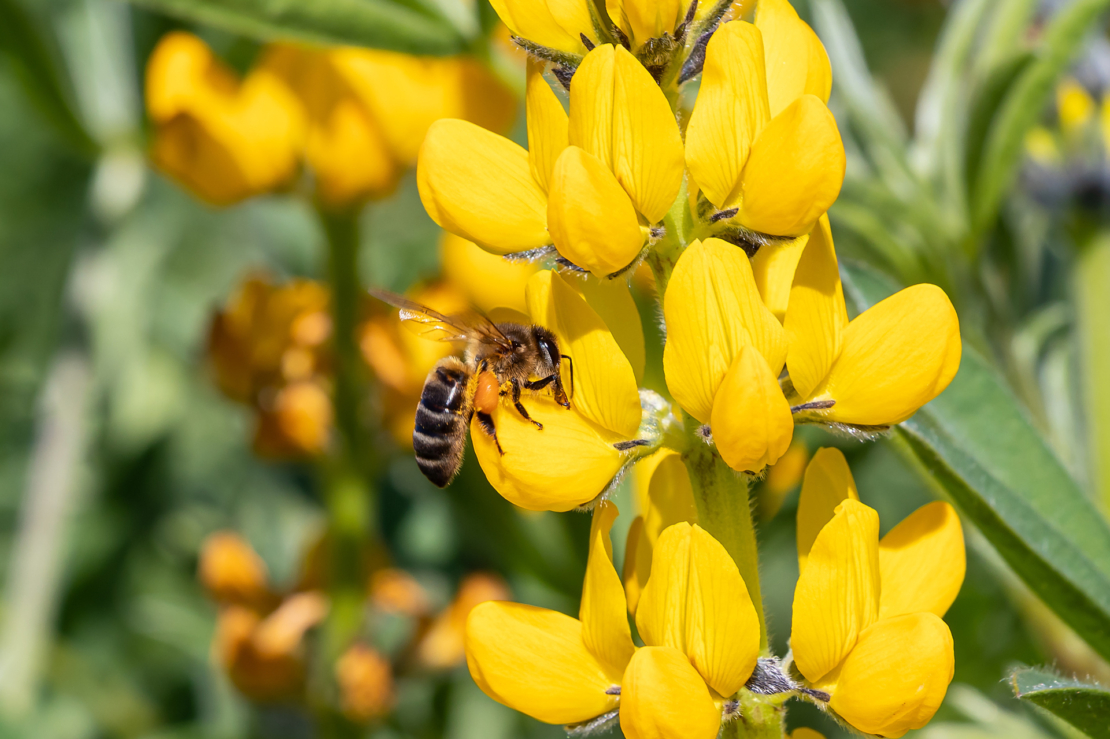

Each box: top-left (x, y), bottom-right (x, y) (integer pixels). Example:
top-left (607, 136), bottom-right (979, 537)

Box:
top-left (318, 207), bottom-right (374, 736)
top-left (1075, 229), bottom-right (1110, 514)
top-left (725, 691), bottom-right (787, 739)
top-left (681, 418), bottom-right (767, 649)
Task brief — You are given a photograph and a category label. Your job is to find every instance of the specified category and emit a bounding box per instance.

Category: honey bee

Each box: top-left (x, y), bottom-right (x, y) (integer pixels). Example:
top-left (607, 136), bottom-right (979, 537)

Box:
top-left (369, 289), bottom-right (573, 488)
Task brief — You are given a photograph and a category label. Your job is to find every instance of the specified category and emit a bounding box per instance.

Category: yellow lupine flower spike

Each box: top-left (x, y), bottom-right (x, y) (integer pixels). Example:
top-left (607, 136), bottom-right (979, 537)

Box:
top-left (784, 224), bottom-right (961, 427)
top-left (685, 20), bottom-right (844, 238)
top-left (791, 454), bottom-right (965, 737)
top-left (622, 522), bottom-right (761, 739)
top-left (472, 271), bottom-right (641, 511)
top-left (663, 238), bottom-right (792, 472)
top-left (146, 32), bottom-right (305, 207)
top-left (755, 0), bottom-right (832, 117)
top-left (464, 502), bottom-right (628, 725)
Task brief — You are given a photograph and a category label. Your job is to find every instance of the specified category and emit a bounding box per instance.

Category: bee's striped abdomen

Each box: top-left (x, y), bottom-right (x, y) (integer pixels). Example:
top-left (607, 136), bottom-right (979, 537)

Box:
top-left (413, 358), bottom-right (471, 487)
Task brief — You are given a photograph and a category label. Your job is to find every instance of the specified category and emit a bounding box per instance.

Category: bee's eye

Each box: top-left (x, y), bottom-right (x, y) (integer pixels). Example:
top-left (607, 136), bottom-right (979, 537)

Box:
top-left (511, 340), bottom-right (522, 350)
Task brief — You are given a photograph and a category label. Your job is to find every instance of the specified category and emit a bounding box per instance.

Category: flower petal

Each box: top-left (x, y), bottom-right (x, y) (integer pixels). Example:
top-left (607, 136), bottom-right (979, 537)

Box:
top-left (751, 232), bottom-right (810, 322)
top-left (635, 451), bottom-right (699, 544)
top-left (146, 32), bottom-right (238, 123)
top-left (737, 95), bottom-right (845, 237)
top-left (527, 60), bottom-right (569, 194)
top-left (578, 277), bottom-right (646, 383)
top-left (755, 0), bottom-right (832, 117)
top-left (663, 239), bottom-right (787, 423)
top-left (784, 215), bottom-right (848, 400)
top-left (623, 515), bottom-right (652, 615)
top-left (796, 447), bottom-right (859, 573)
top-left (489, 0), bottom-right (591, 54)
top-left (710, 346), bottom-right (794, 473)
top-left (528, 271), bottom-right (642, 437)
top-left (879, 502), bottom-right (965, 620)
top-left (820, 284), bottom-right (961, 426)
top-left (417, 119), bottom-right (549, 254)
top-left (619, 0), bottom-right (684, 49)
top-left (829, 613), bottom-right (954, 738)
top-left (685, 21), bottom-right (770, 208)
top-left (569, 45), bottom-right (684, 222)
top-left (636, 523), bottom-right (760, 696)
top-left (465, 601), bottom-right (619, 725)
top-left (548, 146), bottom-right (646, 277)
top-left (581, 502), bottom-right (636, 676)
top-left (792, 499), bottom-right (880, 684)
top-left (439, 233), bottom-right (537, 316)
top-left (620, 646), bottom-right (722, 739)
top-left (472, 397), bottom-right (626, 511)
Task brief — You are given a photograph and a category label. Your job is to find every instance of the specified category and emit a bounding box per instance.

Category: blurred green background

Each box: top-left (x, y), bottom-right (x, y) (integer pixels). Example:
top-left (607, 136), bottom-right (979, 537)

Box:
top-left (0, 0), bottom-right (1102, 737)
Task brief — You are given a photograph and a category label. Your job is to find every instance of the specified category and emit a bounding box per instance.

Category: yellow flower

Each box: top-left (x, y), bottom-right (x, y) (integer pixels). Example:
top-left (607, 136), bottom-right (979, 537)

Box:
top-left (419, 48), bottom-right (682, 277)
top-left (145, 32), bottom-right (304, 206)
top-left (685, 6), bottom-right (842, 238)
top-left (336, 644), bottom-right (395, 723)
top-left (489, 0), bottom-right (595, 55)
top-left (620, 521), bottom-right (761, 739)
top-left (759, 439), bottom-right (809, 520)
top-left (465, 502), bottom-right (633, 724)
top-left (472, 271), bottom-right (643, 510)
top-left (1057, 77), bottom-right (1095, 137)
top-left (783, 219), bottom-right (962, 427)
top-left (415, 573), bottom-right (511, 669)
top-left (439, 233), bottom-right (539, 316)
top-left (662, 238), bottom-right (793, 472)
top-left (262, 44), bottom-right (515, 208)
top-left (790, 448), bottom-right (965, 737)
top-left (198, 531), bottom-right (275, 610)
top-left (623, 450), bottom-right (698, 614)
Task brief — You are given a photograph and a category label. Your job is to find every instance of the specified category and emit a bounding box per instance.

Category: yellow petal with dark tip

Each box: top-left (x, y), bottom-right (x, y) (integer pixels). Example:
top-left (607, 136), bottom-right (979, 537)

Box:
top-left (785, 215), bottom-right (848, 400)
top-left (710, 346), bottom-right (794, 473)
top-left (488, 0), bottom-right (591, 55)
top-left (879, 502), bottom-right (965, 620)
top-left (685, 21), bottom-right (770, 208)
top-left (820, 284), bottom-right (961, 426)
top-left (796, 447), bottom-right (859, 572)
top-left (737, 95), bottom-right (845, 237)
top-left (619, 646), bottom-right (722, 739)
top-left (527, 60), bottom-right (568, 194)
top-left (636, 523), bottom-right (760, 696)
top-left (547, 146), bottom-right (646, 277)
top-left (580, 502), bottom-right (636, 677)
top-left (663, 239), bottom-right (787, 423)
top-left (755, 0), bottom-right (832, 117)
top-left (465, 601), bottom-right (619, 725)
top-left (792, 499), bottom-right (880, 683)
top-left (830, 613), bottom-right (955, 738)
top-left (569, 45), bottom-right (684, 222)
top-left (417, 119), bottom-right (549, 255)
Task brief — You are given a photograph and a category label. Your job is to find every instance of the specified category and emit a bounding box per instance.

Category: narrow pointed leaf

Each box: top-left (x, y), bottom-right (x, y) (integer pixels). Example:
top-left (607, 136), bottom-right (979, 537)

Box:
top-left (1011, 668), bottom-right (1110, 739)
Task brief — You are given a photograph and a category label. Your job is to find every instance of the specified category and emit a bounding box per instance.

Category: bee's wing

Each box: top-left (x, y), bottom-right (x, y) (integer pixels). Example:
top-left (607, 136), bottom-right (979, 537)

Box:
top-left (369, 288), bottom-right (513, 348)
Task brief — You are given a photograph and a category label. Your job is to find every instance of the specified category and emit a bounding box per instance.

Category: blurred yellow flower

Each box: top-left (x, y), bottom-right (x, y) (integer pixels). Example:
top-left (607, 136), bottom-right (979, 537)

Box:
top-left (198, 530), bottom-right (274, 610)
top-left (415, 572), bottom-right (511, 669)
top-left (620, 522), bottom-right (761, 739)
top-left (465, 502), bottom-right (631, 724)
top-left (686, 5), bottom-right (842, 238)
top-left (1057, 77), bottom-right (1095, 137)
top-left (759, 438), bottom-right (808, 520)
top-left (369, 567), bottom-right (432, 617)
top-left (790, 448), bottom-right (965, 737)
top-left (145, 32), bottom-right (305, 206)
top-left (336, 644), bottom-right (395, 723)
top-left (261, 44), bottom-right (515, 208)
top-left (471, 271), bottom-right (642, 511)
top-left (783, 219), bottom-right (962, 427)
top-left (439, 233), bottom-right (539, 317)
top-left (662, 238), bottom-right (792, 472)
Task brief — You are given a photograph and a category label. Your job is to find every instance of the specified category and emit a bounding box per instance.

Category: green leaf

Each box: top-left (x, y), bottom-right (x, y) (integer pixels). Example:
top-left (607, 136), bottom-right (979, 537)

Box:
top-left (1012, 667), bottom-right (1110, 739)
top-left (0, 0), bottom-right (97, 157)
top-left (127, 0), bottom-right (468, 55)
top-left (971, 0), bottom-right (1110, 237)
top-left (841, 261), bottom-right (1110, 662)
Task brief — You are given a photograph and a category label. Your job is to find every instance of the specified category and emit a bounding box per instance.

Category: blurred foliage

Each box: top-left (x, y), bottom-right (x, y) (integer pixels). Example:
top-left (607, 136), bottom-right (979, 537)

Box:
top-left (0, 0), bottom-right (1108, 737)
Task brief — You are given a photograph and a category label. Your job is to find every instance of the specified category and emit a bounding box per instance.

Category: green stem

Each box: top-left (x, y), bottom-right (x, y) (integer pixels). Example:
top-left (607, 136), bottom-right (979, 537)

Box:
top-left (725, 692), bottom-right (787, 739)
top-left (1074, 228), bottom-right (1110, 515)
top-left (318, 206), bottom-right (374, 737)
top-left (681, 417), bottom-right (767, 649)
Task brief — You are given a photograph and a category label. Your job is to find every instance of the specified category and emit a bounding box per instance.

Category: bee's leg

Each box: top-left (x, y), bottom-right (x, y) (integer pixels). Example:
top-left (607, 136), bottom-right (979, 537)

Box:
top-left (510, 378), bottom-right (544, 430)
top-left (475, 411), bottom-right (504, 455)
top-left (524, 375), bottom-right (555, 391)
top-left (525, 374), bottom-right (569, 408)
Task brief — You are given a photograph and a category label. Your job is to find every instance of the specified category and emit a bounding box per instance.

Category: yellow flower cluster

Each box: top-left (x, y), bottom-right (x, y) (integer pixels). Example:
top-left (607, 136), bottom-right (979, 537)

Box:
top-left (465, 449), bottom-right (965, 738)
top-left (198, 531), bottom-right (508, 714)
top-left (145, 32), bottom-right (515, 208)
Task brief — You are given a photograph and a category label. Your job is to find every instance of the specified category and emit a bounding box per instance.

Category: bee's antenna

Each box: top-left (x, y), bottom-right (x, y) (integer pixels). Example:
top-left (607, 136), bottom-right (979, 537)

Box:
top-left (561, 354), bottom-right (575, 400)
